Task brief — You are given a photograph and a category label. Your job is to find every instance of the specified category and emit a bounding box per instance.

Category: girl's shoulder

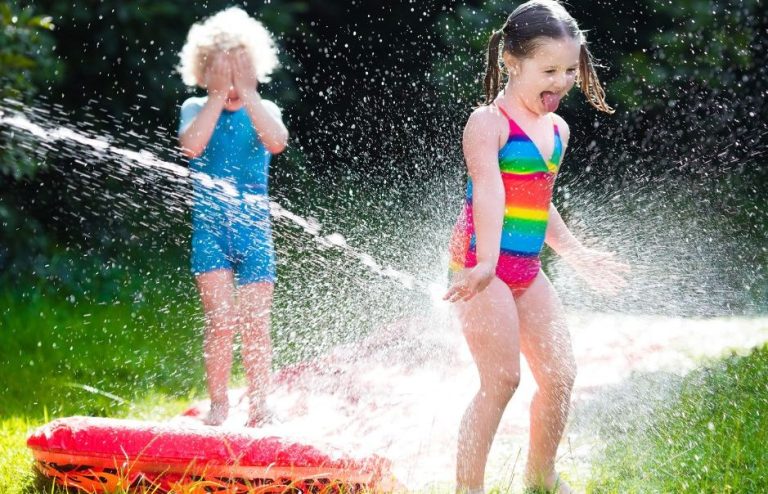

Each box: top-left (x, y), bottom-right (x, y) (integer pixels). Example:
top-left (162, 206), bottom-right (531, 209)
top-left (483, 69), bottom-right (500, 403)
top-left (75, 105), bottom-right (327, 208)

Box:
top-left (463, 104), bottom-right (509, 150)
top-left (551, 112), bottom-right (570, 147)
top-left (466, 104), bottom-right (508, 133)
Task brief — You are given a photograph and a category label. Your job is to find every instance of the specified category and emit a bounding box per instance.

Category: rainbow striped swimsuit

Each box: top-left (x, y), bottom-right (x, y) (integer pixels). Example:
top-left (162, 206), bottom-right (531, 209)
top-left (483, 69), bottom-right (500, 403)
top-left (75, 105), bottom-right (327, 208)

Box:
top-left (449, 107), bottom-right (563, 292)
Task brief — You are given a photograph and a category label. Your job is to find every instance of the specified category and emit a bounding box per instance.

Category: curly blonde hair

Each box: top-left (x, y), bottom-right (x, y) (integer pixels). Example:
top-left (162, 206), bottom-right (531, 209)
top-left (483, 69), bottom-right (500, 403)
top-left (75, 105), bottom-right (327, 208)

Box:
top-left (177, 7), bottom-right (279, 87)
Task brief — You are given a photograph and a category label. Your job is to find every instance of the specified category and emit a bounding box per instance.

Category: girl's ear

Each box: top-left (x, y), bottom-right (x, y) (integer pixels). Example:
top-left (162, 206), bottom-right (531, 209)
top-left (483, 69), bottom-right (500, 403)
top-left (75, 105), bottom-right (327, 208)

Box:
top-left (501, 52), bottom-right (521, 77)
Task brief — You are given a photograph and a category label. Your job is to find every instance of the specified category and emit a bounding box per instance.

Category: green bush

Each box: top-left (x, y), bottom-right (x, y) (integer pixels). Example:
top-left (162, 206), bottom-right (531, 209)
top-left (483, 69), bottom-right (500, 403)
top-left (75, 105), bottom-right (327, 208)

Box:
top-left (0, 2), bottom-right (60, 178)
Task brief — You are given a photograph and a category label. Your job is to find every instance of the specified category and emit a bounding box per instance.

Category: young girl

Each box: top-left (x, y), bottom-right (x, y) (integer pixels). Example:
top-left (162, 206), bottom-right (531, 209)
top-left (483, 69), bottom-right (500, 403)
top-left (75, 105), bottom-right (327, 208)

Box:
top-left (176, 7), bottom-right (288, 427)
top-left (444, 1), bottom-right (629, 492)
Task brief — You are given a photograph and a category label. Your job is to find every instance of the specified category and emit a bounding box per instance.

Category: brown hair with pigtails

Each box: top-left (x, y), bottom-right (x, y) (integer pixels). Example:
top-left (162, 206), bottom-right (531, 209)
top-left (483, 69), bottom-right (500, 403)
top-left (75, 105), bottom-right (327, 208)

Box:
top-left (578, 44), bottom-right (613, 113)
top-left (483, 29), bottom-right (505, 109)
top-left (482, 0), bottom-right (614, 114)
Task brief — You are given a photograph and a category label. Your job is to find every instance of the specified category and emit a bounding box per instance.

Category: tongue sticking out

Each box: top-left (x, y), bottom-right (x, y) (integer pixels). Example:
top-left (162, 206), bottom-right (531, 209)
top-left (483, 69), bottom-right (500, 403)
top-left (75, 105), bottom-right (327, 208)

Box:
top-left (541, 91), bottom-right (561, 113)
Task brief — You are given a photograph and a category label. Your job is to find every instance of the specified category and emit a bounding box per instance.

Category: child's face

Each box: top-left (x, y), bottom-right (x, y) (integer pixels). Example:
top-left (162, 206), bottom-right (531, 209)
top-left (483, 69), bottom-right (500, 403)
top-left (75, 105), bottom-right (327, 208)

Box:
top-left (223, 85), bottom-right (241, 111)
top-left (506, 37), bottom-right (581, 115)
top-left (209, 49), bottom-right (255, 111)
top-left (223, 52), bottom-right (243, 110)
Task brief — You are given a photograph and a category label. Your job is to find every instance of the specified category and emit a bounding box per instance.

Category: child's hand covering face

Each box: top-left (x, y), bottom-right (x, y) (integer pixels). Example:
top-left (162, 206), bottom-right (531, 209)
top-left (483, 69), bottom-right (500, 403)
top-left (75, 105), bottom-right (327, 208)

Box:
top-left (231, 48), bottom-right (258, 96)
top-left (204, 52), bottom-right (232, 96)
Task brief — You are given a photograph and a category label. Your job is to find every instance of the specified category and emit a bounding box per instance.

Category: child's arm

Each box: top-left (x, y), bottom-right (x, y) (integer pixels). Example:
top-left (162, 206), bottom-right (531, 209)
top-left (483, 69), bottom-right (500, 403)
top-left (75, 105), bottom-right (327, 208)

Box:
top-left (233, 49), bottom-right (289, 154)
top-left (178, 95), bottom-right (226, 158)
top-left (545, 114), bottom-right (629, 294)
top-left (241, 93), bottom-right (288, 154)
top-left (178, 53), bottom-right (230, 158)
top-left (444, 108), bottom-right (505, 303)
top-left (544, 204), bottom-right (585, 260)
top-left (546, 203), bottom-right (630, 295)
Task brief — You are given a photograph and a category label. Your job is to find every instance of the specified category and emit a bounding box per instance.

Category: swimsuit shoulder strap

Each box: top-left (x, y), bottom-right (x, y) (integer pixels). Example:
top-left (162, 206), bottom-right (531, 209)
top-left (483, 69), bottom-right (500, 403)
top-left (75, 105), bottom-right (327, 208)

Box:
top-left (493, 102), bottom-right (525, 136)
top-left (550, 114), bottom-right (564, 168)
top-left (496, 103), bottom-right (512, 121)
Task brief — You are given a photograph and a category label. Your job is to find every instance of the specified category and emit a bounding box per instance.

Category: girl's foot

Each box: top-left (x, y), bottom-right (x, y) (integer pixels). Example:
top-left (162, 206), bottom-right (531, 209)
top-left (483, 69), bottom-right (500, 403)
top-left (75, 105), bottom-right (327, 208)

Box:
top-left (524, 472), bottom-right (573, 494)
top-left (203, 400), bottom-right (229, 426)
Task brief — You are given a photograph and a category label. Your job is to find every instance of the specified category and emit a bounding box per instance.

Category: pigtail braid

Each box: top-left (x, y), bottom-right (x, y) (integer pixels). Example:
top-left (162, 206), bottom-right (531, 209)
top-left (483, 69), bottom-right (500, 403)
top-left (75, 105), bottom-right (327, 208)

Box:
top-left (482, 30), bottom-right (505, 105)
top-left (578, 43), bottom-right (614, 114)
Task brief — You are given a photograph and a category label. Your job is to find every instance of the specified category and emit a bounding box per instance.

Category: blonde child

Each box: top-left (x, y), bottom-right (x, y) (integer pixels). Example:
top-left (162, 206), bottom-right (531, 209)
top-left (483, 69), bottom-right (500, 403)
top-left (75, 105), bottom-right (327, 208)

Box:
top-left (177, 7), bottom-right (288, 427)
top-left (444, 1), bottom-right (629, 492)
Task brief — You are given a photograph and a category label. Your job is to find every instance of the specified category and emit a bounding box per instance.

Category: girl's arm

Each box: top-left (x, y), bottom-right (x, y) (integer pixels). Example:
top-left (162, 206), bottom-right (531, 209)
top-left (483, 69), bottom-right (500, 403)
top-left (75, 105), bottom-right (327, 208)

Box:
top-left (544, 114), bottom-right (581, 258)
top-left (233, 49), bottom-right (288, 154)
top-left (546, 202), bottom-right (630, 295)
top-left (444, 108), bottom-right (505, 302)
top-left (467, 111), bottom-right (505, 270)
top-left (178, 53), bottom-right (230, 158)
top-left (545, 115), bottom-right (629, 294)
top-left (545, 203), bottom-right (585, 261)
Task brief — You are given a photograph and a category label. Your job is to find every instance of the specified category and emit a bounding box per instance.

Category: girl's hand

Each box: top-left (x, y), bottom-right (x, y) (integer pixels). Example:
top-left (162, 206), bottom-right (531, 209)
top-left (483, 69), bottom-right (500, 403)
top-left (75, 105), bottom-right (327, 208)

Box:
top-left (204, 53), bottom-right (231, 97)
top-left (567, 248), bottom-right (630, 296)
top-left (232, 48), bottom-right (259, 98)
top-left (443, 262), bottom-right (496, 303)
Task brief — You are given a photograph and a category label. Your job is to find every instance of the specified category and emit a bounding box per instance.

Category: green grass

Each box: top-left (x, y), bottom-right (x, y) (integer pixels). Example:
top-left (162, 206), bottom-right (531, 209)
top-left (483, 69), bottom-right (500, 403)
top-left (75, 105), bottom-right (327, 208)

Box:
top-left (0, 277), bottom-right (207, 494)
top-left (3, 272), bottom-right (767, 493)
top-left (587, 344), bottom-right (768, 494)
top-left (0, 417), bottom-right (38, 493)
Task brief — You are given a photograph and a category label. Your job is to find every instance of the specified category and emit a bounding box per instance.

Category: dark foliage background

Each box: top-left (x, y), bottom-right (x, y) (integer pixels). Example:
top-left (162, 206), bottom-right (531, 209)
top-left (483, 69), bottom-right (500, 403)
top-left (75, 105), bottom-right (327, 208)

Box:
top-left (1, 0), bottom-right (765, 310)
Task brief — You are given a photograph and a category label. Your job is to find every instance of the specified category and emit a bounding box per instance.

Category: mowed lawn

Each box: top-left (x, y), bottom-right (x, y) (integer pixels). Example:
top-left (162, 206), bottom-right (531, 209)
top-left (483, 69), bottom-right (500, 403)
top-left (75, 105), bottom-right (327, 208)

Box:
top-left (3, 281), bottom-right (767, 493)
top-left (0, 281), bottom-right (205, 494)
top-left (587, 343), bottom-right (768, 493)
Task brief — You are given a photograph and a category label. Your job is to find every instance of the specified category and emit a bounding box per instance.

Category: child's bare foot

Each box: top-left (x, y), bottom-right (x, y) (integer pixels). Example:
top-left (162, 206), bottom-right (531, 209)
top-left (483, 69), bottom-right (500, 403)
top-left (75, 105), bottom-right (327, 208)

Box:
top-left (245, 405), bottom-right (275, 428)
top-left (203, 400), bottom-right (229, 426)
top-left (524, 471), bottom-right (573, 494)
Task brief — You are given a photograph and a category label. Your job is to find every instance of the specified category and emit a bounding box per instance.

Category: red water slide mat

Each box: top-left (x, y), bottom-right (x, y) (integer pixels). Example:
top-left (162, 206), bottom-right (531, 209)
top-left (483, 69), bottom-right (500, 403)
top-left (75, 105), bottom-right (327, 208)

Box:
top-left (27, 416), bottom-right (396, 493)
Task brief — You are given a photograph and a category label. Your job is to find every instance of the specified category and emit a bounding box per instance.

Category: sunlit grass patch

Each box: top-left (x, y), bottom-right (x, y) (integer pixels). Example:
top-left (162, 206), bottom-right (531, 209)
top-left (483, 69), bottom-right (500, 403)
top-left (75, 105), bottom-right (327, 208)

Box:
top-left (587, 343), bottom-right (768, 493)
top-left (0, 417), bottom-right (38, 494)
top-left (0, 277), bottom-right (206, 494)
top-left (0, 283), bottom-right (204, 420)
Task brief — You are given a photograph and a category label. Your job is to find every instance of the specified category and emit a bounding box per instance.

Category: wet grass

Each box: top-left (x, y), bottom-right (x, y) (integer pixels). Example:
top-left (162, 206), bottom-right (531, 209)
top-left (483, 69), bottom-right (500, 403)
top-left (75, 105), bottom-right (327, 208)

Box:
top-left (0, 274), bottom-right (205, 494)
top-left (3, 266), bottom-right (766, 493)
top-left (587, 343), bottom-right (768, 493)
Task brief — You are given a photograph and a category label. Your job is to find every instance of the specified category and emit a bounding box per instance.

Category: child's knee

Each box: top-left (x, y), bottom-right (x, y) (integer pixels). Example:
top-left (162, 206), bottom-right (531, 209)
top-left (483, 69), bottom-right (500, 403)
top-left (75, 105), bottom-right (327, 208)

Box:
top-left (482, 369), bottom-right (520, 399)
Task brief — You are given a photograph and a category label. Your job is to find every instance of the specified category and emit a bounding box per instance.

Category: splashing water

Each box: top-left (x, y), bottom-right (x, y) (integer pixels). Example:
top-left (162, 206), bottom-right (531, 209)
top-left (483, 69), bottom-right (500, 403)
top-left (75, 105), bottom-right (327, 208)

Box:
top-left (176, 312), bottom-right (768, 490)
top-left (3, 96), bottom-right (768, 492)
top-left (0, 102), bottom-right (440, 297)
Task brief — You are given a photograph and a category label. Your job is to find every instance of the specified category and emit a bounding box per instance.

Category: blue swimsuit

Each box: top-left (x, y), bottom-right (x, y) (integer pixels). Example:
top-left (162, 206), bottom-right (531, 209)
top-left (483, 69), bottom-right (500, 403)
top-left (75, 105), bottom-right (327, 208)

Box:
top-left (179, 96), bottom-right (277, 284)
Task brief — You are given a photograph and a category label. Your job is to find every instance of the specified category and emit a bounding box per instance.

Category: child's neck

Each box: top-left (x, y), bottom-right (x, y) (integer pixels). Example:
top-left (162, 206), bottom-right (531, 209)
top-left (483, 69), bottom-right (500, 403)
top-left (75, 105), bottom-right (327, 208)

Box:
top-left (500, 84), bottom-right (547, 122)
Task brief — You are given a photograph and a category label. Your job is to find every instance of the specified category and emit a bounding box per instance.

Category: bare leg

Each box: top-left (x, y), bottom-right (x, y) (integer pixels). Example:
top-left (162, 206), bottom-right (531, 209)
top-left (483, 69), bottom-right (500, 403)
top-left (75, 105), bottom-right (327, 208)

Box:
top-left (455, 276), bottom-right (521, 493)
top-left (197, 269), bottom-right (237, 426)
top-left (517, 272), bottom-right (576, 493)
top-left (238, 281), bottom-right (274, 427)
